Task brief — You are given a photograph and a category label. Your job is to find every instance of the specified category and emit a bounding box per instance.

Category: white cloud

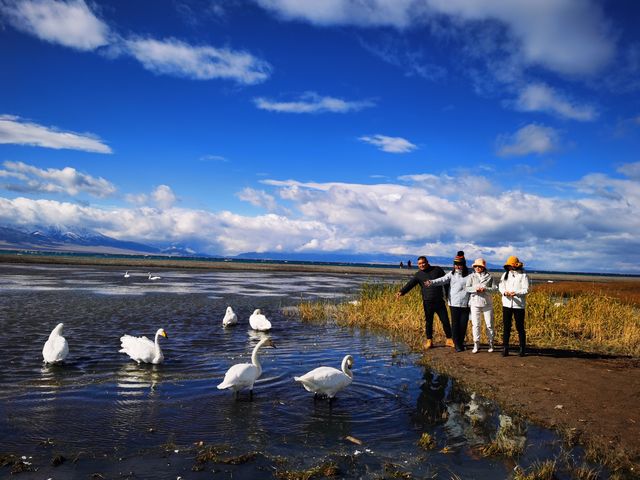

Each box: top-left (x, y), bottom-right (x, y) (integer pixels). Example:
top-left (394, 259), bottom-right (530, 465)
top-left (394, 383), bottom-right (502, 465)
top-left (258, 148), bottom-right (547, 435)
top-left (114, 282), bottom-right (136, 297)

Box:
top-left (124, 37), bottom-right (271, 84)
top-left (254, 92), bottom-right (375, 113)
top-left (359, 134), bottom-right (417, 153)
top-left (424, 0), bottom-right (614, 76)
top-left (496, 124), bottom-right (560, 157)
top-left (254, 0), bottom-right (615, 77)
top-left (514, 83), bottom-right (597, 121)
top-left (199, 154), bottom-right (228, 162)
top-left (0, 161), bottom-right (116, 197)
top-left (254, 0), bottom-right (423, 28)
top-left (237, 187), bottom-right (279, 212)
top-left (2, 167), bottom-right (640, 272)
top-left (0, 115), bottom-right (112, 153)
top-left (617, 161), bottom-right (640, 181)
top-left (0, 0), bottom-right (110, 51)
top-left (151, 185), bottom-right (177, 209)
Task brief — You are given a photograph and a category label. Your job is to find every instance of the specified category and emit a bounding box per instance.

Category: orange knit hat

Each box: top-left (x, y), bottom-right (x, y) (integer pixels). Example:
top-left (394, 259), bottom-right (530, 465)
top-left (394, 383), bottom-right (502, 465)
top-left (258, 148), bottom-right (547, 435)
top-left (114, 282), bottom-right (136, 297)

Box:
top-left (504, 256), bottom-right (524, 268)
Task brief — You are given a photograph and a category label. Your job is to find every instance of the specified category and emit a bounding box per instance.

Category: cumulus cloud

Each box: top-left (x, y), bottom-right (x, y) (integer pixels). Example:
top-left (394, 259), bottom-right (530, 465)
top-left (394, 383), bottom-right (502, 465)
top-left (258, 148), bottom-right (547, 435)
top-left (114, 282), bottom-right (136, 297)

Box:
top-left (514, 83), bottom-right (598, 121)
top-left (496, 124), bottom-right (560, 157)
top-left (254, 92), bottom-right (375, 113)
top-left (359, 134), bottom-right (417, 153)
top-left (151, 185), bottom-right (177, 209)
top-left (0, 161), bottom-right (116, 197)
top-left (124, 37), bottom-right (271, 84)
top-left (0, 0), bottom-right (110, 51)
top-left (237, 187), bottom-right (279, 212)
top-left (0, 115), bottom-right (112, 153)
top-left (2, 167), bottom-right (640, 272)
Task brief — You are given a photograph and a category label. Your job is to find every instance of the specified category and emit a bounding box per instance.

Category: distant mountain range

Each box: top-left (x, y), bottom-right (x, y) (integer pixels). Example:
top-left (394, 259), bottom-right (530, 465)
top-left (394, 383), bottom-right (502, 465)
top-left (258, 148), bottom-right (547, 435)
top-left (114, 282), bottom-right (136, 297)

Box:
top-left (0, 224), bottom-right (499, 268)
top-left (0, 225), bottom-right (202, 257)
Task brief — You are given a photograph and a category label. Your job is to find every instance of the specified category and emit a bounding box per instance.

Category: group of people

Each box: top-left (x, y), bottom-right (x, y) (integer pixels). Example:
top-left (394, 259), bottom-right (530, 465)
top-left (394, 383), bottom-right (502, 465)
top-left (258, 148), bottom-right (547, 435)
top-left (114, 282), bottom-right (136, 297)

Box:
top-left (396, 251), bottom-right (529, 357)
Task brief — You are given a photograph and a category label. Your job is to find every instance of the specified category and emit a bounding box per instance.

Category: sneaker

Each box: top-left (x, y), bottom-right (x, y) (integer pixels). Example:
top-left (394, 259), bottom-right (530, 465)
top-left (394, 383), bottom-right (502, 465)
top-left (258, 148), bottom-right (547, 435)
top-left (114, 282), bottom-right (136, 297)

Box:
top-left (488, 343), bottom-right (494, 353)
top-left (472, 343), bottom-right (479, 354)
top-left (423, 339), bottom-right (433, 350)
top-left (445, 338), bottom-right (455, 348)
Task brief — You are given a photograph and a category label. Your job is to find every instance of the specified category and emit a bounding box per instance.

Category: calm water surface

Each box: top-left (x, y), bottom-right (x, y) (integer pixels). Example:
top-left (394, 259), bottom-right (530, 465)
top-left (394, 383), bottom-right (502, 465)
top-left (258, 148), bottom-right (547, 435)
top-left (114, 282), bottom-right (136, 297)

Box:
top-left (0, 265), bottom-right (579, 479)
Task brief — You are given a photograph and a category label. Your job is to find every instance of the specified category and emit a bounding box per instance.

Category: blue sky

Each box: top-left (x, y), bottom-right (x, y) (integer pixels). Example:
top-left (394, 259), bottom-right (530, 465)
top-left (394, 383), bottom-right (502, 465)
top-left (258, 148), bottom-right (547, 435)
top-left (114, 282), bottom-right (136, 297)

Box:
top-left (1, 0), bottom-right (640, 273)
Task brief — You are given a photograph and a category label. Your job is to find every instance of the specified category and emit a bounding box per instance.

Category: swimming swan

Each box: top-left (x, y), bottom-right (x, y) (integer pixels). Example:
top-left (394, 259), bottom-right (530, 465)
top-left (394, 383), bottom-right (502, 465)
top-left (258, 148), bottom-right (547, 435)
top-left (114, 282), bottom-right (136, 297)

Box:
top-left (148, 272), bottom-right (161, 280)
top-left (124, 271), bottom-right (130, 278)
top-left (42, 323), bottom-right (69, 364)
top-left (294, 355), bottom-right (354, 399)
top-left (222, 306), bottom-right (238, 327)
top-left (217, 337), bottom-right (276, 399)
top-left (119, 328), bottom-right (168, 364)
top-left (249, 309), bottom-right (272, 331)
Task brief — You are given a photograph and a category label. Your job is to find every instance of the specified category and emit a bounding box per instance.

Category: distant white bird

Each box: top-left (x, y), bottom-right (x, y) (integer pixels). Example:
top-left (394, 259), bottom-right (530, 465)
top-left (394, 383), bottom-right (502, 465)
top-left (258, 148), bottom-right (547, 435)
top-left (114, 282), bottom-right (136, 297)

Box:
top-left (42, 323), bottom-right (69, 364)
top-left (222, 306), bottom-right (238, 327)
top-left (119, 328), bottom-right (168, 364)
top-left (124, 271), bottom-right (130, 278)
top-left (217, 337), bottom-right (276, 399)
top-left (249, 309), bottom-right (272, 331)
top-left (294, 355), bottom-right (354, 400)
top-left (148, 272), bottom-right (161, 281)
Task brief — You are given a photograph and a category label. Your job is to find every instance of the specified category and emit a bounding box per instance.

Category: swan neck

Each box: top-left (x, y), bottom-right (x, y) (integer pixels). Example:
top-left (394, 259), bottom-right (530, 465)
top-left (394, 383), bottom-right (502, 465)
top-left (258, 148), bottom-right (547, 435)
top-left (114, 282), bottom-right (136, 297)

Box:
top-left (342, 356), bottom-right (353, 378)
top-left (251, 341), bottom-right (265, 372)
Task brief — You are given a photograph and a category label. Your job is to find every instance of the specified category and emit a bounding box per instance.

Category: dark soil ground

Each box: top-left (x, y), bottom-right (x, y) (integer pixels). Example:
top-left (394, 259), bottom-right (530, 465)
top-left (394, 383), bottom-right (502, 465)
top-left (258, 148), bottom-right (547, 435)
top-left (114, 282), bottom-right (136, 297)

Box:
top-left (423, 342), bottom-right (640, 474)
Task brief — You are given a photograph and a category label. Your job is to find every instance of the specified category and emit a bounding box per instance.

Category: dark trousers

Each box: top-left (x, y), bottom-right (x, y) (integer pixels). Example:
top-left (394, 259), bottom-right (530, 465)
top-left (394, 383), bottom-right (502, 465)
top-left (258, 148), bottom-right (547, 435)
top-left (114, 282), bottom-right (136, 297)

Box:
top-left (450, 306), bottom-right (470, 349)
top-left (502, 307), bottom-right (526, 351)
top-left (423, 301), bottom-right (452, 339)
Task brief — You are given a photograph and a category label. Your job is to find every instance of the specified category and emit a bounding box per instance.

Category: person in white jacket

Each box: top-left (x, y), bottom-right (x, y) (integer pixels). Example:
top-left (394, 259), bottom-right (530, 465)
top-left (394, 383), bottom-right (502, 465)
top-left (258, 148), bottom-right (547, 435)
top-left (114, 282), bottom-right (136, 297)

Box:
top-left (466, 258), bottom-right (497, 353)
top-left (499, 256), bottom-right (530, 357)
top-left (425, 251), bottom-right (470, 352)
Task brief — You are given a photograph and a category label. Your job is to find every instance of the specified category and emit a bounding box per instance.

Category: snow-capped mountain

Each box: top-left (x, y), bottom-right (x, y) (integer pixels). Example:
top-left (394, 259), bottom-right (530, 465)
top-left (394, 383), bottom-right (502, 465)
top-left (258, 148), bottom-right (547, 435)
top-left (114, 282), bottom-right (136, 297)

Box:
top-left (0, 224), bottom-right (160, 255)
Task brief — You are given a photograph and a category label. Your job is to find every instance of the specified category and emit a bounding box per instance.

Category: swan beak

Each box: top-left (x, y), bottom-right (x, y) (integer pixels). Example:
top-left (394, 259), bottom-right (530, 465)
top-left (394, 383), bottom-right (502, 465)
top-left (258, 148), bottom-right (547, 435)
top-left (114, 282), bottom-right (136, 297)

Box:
top-left (162, 331), bottom-right (169, 339)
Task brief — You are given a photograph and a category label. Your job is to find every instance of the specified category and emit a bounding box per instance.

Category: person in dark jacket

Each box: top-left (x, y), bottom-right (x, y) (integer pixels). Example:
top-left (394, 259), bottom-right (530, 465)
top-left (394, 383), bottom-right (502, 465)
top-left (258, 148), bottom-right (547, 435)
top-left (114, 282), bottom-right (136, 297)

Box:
top-left (396, 256), bottom-right (454, 349)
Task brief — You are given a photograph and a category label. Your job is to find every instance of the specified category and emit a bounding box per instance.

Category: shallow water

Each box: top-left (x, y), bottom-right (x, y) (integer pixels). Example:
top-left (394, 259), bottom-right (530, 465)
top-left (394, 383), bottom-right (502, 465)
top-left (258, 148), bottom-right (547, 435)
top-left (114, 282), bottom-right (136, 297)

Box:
top-left (0, 265), bottom-right (588, 479)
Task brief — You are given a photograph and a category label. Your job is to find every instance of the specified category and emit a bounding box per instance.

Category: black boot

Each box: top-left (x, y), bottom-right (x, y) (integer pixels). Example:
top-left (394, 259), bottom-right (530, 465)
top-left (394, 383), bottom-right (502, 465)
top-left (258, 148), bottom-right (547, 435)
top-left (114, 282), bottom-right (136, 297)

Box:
top-left (519, 334), bottom-right (526, 357)
top-left (502, 345), bottom-right (509, 357)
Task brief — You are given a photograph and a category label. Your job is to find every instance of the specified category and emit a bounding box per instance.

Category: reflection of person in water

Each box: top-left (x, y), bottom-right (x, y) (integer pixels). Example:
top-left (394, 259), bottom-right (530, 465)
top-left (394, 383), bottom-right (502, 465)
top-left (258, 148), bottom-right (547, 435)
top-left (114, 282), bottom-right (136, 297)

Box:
top-left (415, 370), bottom-right (450, 425)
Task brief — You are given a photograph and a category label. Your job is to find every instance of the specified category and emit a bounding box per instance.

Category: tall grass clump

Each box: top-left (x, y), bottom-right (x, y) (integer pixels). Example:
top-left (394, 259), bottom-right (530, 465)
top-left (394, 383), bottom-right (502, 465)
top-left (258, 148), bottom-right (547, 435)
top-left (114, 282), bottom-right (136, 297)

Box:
top-left (297, 280), bottom-right (640, 357)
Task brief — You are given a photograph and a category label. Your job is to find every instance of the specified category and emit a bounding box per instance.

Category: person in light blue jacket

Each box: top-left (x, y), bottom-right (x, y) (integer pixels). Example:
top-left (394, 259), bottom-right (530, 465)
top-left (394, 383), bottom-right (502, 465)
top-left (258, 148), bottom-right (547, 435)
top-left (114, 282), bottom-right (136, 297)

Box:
top-left (425, 251), bottom-right (470, 352)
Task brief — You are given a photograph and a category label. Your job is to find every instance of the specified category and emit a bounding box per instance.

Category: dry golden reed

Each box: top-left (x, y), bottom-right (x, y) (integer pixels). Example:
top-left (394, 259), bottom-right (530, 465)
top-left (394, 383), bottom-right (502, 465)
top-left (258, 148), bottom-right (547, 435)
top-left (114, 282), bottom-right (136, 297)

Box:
top-left (298, 281), bottom-right (640, 357)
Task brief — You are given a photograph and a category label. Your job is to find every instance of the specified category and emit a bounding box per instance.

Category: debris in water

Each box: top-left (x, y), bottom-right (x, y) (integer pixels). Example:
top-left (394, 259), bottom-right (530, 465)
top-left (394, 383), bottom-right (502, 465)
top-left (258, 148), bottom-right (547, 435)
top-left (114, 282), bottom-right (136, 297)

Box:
top-left (345, 435), bottom-right (363, 445)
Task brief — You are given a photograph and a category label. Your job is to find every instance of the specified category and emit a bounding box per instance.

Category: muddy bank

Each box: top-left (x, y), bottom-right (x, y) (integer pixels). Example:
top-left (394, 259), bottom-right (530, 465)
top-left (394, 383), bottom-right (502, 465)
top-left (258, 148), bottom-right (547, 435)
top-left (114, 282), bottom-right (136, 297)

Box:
top-left (422, 344), bottom-right (640, 474)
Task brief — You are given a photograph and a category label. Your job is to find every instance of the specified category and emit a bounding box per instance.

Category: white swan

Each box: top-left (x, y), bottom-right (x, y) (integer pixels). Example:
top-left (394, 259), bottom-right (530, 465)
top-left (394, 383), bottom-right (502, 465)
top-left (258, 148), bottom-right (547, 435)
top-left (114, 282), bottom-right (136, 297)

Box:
top-left (42, 323), bottom-right (69, 364)
top-left (119, 328), bottom-right (168, 364)
top-left (217, 337), bottom-right (276, 399)
top-left (148, 272), bottom-right (161, 280)
top-left (294, 355), bottom-right (354, 399)
top-left (124, 271), bottom-right (130, 278)
top-left (222, 306), bottom-right (238, 327)
top-left (249, 309), bottom-right (272, 331)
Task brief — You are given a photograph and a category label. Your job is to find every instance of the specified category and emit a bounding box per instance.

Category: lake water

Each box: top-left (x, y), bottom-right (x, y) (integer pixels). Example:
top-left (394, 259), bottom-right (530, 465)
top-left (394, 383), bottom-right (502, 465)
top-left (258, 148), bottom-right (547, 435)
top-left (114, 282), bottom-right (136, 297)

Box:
top-left (0, 264), bottom-right (585, 479)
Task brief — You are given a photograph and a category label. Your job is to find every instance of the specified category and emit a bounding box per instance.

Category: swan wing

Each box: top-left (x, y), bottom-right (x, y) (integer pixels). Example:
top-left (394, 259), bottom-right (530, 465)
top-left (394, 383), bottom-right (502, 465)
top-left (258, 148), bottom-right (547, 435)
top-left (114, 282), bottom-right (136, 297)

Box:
top-left (294, 366), bottom-right (351, 397)
top-left (119, 335), bottom-right (156, 363)
top-left (249, 314), bottom-right (271, 331)
top-left (222, 310), bottom-right (238, 326)
top-left (217, 363), bottom-right (259, 390)
top-left (42, 335), bottom-right (69, 363)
